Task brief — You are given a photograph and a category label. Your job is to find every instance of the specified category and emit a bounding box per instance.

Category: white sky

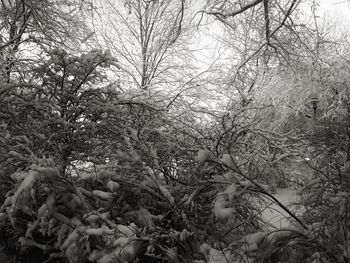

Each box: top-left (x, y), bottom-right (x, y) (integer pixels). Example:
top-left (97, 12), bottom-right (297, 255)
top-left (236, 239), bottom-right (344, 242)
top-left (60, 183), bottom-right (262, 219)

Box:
top-left (186, 0), bottom-right (350, 109)
top-left (319, 0), bottom-right (350, 16)
top-left (190, 0), bottom-right (350, 66)
top-left (315, 0), bottom-right (350, 28)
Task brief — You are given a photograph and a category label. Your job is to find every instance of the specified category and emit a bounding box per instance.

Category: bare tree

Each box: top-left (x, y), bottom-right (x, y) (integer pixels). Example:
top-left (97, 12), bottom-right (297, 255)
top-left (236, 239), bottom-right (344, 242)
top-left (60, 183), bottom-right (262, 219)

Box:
top-left (0, 0), bottom-right (88, 83)
top-left (89, 0), bottom-right (201, 100)
top-left (198, 0), bottom-right (321, 101)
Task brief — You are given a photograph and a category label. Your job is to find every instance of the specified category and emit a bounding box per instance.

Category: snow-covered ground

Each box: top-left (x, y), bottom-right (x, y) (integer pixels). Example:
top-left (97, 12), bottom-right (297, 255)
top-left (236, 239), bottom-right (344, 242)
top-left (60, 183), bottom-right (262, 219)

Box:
top-left (261, 188), bottom-right (298, 229)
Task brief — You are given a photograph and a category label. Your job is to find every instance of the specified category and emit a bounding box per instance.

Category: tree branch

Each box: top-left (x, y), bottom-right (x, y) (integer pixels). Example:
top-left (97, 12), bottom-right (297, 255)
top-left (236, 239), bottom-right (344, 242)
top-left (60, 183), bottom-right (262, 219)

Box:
top-left (204, 0), bottom-right (264, 18)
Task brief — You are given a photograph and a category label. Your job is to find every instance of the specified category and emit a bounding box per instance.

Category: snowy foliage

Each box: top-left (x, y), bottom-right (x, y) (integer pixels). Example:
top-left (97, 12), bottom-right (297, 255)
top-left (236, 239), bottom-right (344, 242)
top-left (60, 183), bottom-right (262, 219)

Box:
top-left (2, 1), bottom-right (350, 262)
top-left (195, 150), bottom-right (215, 162)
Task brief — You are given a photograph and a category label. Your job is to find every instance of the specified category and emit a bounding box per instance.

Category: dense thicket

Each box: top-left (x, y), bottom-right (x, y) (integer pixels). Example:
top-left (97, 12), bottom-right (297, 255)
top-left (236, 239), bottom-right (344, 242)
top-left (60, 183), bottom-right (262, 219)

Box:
top-left (1, 0), bottom-right (350, 263)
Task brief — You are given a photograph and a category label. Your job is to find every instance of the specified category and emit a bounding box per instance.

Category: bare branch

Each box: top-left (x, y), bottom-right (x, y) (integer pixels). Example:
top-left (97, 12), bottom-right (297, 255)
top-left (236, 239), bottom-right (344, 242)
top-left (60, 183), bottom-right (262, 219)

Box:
top-left (204, 0), bottom-right (264, 18)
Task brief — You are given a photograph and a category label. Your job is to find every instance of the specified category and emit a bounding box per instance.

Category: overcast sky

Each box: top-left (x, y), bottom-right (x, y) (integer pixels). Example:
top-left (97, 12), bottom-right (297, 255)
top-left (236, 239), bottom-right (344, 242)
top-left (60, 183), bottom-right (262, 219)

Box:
top-left (319, 0), bottom-right (350, 26)
top-left (191, 0), bottom-right (350, 66)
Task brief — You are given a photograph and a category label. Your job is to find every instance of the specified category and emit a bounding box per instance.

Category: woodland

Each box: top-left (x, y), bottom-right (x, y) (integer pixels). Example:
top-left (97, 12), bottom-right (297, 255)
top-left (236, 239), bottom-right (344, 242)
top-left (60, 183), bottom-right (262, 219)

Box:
top-left (1, 0), bottom-right (350, 262)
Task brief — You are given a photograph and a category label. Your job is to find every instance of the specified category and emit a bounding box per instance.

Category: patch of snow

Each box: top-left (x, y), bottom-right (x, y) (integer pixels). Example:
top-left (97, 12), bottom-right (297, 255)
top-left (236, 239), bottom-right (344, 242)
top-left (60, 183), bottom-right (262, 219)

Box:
top-left (116, 224), bottom-right (136, 237)
top-left (220, 154), bottom-right (238, 171)
top-left (200, 243), bottom-right (232, 263)
top-left (260, 188), bottom-right (298, 229)
top-left (106, 180), bottom-right (120, 192)
top-left (222, 171), bottom-right (236, 182)
top-left (195, 150), bottom-right (214, 162)
top-left (92, 190), bottom-right (113, 200)
top-left (224, 182), bottom-right (237, 202)
top-left (158, 185), bottom-right (174, 204)
top-left (213, 192), bottom-right (235, 220)
top-left (242, 232), bottom-right (267, 251)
